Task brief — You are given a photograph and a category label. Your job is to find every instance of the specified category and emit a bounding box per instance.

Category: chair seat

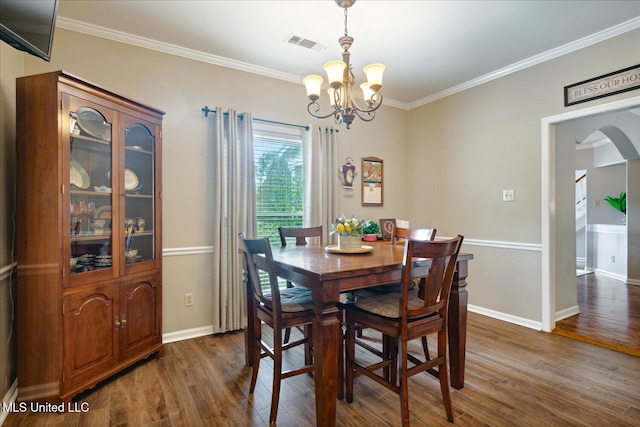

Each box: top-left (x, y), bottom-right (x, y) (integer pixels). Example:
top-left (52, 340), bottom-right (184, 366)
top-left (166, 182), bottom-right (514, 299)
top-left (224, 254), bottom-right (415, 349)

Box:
top-left (357, 278), bottom-right (418, 295)
top-left (353, 291), bottom-right (426, 318)
top-left (264, 287), bottom-right (314, 312)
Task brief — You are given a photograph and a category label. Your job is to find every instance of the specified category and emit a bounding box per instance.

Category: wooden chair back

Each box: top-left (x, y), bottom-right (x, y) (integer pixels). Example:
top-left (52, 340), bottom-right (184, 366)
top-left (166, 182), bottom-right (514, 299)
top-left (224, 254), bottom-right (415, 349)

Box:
top-left (278, 226), bottom-right (323, 246)
top-left (391, 227), bottom-right (436, 245)
top-left (238, 235), bottom-right (284, 316)
top-left (401, 235), bottom-right (463, 321)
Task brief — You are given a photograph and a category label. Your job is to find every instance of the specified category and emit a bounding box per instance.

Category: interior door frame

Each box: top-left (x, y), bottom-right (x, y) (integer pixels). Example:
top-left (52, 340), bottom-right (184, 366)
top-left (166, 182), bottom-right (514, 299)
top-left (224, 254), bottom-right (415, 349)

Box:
top-left (540, 95), bottom-right (640, 332)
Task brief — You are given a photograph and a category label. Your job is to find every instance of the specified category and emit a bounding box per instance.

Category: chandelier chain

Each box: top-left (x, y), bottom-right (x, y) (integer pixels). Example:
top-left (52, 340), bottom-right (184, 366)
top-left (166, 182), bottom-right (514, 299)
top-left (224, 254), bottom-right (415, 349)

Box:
top-left (343, 7), bottom-right (349, 37)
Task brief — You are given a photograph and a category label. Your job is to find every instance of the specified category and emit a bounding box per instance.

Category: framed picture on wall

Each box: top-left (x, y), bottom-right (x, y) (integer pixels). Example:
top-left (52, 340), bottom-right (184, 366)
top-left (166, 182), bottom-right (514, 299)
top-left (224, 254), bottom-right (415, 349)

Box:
top-left (362, 157), bottom-right (383, 206)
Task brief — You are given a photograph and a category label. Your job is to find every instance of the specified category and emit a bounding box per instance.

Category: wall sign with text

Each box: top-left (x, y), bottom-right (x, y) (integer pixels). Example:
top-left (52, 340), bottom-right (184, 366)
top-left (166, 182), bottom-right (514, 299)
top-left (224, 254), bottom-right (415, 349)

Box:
top-left (564, 64), bottom-right (640, 107)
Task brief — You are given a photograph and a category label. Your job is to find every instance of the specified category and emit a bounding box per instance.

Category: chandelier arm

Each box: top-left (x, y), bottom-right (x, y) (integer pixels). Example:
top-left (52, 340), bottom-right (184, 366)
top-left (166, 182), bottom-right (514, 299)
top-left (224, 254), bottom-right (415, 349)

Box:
top-left (351, 93), bottom-right (384, 114)
top-left (352, 110), bottom-right (376, 122)
top-left (307, 101), bottom-right (340, 120)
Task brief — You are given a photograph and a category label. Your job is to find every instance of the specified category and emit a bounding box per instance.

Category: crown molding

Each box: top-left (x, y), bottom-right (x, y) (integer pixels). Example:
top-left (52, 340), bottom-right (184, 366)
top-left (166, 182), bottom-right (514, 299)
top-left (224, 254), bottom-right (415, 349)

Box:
top-left (408, 16), bottom-right (640, 109)
top-left (56, 17), bottom-right (302, 83)
top-left (57, 16), bottom-right (639, 112)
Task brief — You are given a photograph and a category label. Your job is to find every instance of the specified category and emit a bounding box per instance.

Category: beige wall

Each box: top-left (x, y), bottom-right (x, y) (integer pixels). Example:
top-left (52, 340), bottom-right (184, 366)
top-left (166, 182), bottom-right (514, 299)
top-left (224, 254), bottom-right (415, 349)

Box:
top-left (406, 29), bottom-right (640, 322)
top-left (1, 21), bottom-right (639, 400)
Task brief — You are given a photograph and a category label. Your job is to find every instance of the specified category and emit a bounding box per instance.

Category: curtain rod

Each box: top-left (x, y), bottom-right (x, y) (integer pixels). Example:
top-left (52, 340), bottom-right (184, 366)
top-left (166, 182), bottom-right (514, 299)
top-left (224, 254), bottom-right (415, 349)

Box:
top-left (201, 106), bottom-right (309, 131)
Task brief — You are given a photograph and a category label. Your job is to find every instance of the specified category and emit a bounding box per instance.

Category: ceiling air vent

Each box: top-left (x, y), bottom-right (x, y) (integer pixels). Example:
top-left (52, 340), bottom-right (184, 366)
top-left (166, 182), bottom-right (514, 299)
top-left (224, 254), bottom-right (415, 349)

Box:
top-left (285, 33), bottom-right (326, 51)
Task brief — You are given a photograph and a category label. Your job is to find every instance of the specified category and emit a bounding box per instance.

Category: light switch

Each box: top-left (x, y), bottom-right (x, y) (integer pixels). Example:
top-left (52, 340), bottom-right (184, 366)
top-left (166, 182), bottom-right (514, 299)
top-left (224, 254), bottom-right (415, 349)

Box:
top-left (502, 189), bottom-right (515, 202)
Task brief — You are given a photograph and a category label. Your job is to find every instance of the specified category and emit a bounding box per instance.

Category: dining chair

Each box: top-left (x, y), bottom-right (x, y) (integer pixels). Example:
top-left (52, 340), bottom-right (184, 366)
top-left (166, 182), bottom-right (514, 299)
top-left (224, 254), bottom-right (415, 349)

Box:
top-left (390, 226), bottom-right (411, 245)
top-left (278, 225), bottom-right (322, 350)
top-left (238, 234), bottom-right (316, 426)
top-left (351, 227), bottom-right (436, 369)
top-left (278, 225), bottom-right (323, 247)
top-left (344, 235), bottom-right (464, 425)
top-left (360, 228), bottom-right (436, 295)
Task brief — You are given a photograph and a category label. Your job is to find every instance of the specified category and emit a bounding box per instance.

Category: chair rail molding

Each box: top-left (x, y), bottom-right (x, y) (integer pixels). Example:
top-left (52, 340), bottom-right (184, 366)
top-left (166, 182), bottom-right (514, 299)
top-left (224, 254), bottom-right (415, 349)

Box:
top-left (0, 263), bottom-right (17, 282)
top-left (162, 246), bottom-right (214, 257)
top-left (461, 238), bottom-right (541, 252)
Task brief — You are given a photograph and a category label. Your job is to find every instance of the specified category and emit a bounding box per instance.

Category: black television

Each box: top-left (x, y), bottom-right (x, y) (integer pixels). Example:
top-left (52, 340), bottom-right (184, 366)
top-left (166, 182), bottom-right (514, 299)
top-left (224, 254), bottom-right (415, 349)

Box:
top-left (0, 0), bottom-right (58, 62)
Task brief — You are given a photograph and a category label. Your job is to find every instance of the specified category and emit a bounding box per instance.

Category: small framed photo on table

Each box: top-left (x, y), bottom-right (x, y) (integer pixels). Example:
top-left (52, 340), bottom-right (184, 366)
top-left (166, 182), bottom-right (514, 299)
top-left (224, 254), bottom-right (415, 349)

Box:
top-left (380, 219), bottom-right (396, 240)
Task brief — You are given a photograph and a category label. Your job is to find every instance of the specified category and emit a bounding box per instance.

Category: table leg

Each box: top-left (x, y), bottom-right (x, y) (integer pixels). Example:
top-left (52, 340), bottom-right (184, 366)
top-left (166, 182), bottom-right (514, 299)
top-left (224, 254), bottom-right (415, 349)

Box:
top-left (312, 288), bottom-right (342, 427)
top-left (448, 260), bottom-right (468, 389)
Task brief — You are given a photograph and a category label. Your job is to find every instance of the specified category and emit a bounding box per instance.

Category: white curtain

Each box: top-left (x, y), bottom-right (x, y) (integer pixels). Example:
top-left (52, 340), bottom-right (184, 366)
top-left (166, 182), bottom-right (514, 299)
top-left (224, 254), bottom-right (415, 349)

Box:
top-left (212, 108), bottom-right (256, 333)
top-left (303, 126), bottom-right (339, 242)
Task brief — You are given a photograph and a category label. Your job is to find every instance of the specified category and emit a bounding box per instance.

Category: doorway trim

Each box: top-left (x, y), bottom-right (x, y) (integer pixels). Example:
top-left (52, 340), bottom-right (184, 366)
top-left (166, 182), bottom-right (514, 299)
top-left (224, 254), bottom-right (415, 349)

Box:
top-left (541, 95), bottom-right (640, 332)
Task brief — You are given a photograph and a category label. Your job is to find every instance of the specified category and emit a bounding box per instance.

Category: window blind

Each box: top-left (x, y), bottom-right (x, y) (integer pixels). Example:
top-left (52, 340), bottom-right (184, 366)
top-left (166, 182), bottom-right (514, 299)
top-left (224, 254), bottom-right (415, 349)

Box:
top-left (253, 123), bottom-right (304, 244)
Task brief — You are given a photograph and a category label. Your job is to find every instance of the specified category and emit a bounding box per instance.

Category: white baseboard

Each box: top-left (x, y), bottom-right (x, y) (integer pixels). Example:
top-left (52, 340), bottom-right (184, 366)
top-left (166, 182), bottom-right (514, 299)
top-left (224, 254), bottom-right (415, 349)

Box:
top-left (162, 325), bottom-right (215, 343)
top-left (628, 278), bottom-right (640, 286)
top-left (1, 379), bottom-right (18, 425)
top-left (555, 305), bottom-right (580, 322)
top-left (469, 304), bottom-right (582, 331)
top-left (593, 268), bottom-right (627, 282)
top-left (166, 304), bottom-right (580, 345)
top-left (468, 305), bottom-right (542, 331)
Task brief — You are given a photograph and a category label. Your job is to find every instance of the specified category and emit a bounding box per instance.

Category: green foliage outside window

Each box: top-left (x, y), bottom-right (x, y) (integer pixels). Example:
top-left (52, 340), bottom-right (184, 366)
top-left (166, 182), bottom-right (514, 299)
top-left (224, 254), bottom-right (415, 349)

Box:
top-left (254, 140), bottom-right (303, 243)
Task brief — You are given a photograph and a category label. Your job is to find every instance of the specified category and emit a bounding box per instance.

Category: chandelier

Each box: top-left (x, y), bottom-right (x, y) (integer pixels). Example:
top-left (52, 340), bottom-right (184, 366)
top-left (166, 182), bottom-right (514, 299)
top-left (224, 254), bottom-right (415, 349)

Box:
top-left (303, 0), bottom-right (386, 129)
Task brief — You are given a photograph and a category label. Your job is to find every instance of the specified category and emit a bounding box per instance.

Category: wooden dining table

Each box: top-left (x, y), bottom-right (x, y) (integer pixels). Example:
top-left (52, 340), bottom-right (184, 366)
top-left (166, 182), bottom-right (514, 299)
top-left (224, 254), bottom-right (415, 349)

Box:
top-left (243, 240), bottom-right (473, 427)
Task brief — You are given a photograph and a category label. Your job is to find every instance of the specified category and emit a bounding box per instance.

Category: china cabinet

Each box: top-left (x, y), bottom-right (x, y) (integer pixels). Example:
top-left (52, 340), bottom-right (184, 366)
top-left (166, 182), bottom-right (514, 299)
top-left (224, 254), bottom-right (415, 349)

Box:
top-left (16, 71), bottom-right (164, 402)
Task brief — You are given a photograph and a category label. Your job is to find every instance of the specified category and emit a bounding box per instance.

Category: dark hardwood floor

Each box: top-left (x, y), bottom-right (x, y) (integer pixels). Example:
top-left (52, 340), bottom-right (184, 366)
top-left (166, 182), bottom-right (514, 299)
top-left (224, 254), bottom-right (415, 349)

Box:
top-left (4, 312), bottom-right (640, 426)
top-left (553, 273), bottom-right (640, 356)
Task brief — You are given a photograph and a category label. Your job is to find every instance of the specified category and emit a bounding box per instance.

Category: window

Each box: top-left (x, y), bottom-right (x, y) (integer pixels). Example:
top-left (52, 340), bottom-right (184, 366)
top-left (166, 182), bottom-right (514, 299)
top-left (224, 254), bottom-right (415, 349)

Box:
top-left (253, 122), bottom-right (304, 242)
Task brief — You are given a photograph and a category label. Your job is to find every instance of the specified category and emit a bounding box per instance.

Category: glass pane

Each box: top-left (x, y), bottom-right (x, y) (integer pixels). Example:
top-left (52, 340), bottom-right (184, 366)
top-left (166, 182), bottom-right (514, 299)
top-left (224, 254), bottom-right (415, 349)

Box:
top-left (124, 123), bottom-right (155, 265)
top-left (254, 136), bottom-right (303, 241)
top-left (69, 106), bottom-right (113, 275)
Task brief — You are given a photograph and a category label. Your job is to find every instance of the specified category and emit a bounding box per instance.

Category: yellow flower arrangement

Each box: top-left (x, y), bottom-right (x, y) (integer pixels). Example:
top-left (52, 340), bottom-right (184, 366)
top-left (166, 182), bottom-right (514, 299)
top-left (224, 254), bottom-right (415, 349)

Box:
top-left (332, 214), bottom-right (365, 236)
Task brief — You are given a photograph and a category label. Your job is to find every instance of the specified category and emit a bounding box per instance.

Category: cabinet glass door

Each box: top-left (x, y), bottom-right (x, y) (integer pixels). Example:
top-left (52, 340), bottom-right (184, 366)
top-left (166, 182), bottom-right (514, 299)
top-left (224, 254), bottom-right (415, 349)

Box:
top-left (68, 100), bottom-right (115, 277)
top-left (123, 118), bottom-right (156, 268)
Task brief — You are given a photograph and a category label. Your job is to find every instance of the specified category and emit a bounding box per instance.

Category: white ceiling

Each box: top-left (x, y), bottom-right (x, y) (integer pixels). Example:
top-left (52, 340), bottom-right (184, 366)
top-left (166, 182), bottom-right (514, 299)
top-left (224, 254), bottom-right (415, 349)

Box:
top-left (56, 0), bottom-right (640, 109)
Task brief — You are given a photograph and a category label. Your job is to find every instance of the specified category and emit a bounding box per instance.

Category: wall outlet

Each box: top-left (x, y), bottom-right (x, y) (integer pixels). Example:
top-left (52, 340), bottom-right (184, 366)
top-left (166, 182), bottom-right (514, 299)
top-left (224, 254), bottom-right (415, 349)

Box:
top-left (184, 293), bottom-right (193, 307)
top-left (611, 256), bottom-right (615, 263)
top-left (502, 189), bottom-right (515, 202)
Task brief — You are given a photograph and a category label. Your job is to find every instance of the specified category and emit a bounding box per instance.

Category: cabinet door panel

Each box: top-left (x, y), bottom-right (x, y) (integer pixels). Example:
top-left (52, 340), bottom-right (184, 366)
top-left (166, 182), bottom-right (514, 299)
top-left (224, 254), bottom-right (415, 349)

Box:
top-left (64, 93), bottom-right (120, 287)
top-left (121, 275), bottom-right (161, 360)
top-left (121, 113), bottom-right (162, 276)
top-left (62, 284), bottom-right (119, 391)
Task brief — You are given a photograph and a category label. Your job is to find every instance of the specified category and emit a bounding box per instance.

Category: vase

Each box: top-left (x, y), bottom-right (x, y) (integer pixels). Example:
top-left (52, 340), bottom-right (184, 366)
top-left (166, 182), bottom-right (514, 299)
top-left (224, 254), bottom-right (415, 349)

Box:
top-left (338, 234), bottom-right (362, 250)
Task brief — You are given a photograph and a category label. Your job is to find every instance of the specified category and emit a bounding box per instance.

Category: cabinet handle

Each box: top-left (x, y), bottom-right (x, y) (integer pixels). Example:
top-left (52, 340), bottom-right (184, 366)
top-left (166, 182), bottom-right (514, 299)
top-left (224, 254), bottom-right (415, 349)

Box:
top-left (115, 318), bottom-right (121, 329)
top-left (121, 317), bottom-right (127, 325)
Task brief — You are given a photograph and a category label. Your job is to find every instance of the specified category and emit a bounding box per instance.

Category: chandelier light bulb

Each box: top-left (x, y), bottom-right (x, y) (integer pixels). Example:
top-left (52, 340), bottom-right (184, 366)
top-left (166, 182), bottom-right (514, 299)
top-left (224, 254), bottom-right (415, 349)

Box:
top-left (303, 75), bottom-right (324, 101)
top-left (363, 64), bottom-right (386, 92)
top-left (360, 82), bottom-right (374, 103)
top-left (328, 87), bottom-right (336, 107)
top-left (323, 61), bottom-right (347, 88)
